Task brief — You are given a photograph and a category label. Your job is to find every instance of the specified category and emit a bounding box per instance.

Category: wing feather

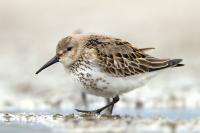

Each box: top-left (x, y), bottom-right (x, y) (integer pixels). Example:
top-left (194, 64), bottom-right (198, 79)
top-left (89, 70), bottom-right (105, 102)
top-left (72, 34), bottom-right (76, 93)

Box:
top-left (85, 35), bottom-right (182, 77)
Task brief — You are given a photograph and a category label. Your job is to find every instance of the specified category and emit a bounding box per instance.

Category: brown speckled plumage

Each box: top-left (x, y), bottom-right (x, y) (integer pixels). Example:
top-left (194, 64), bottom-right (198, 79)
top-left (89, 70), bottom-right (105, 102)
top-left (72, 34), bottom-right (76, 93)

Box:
top-left (54, 34), bottom-right (183, 78)
top-left (54, 34), bottom-right (183, 94)
top-left (36, 33), bottom-right (184, 114)
top-left (73, 35), bottom-right (181, 77)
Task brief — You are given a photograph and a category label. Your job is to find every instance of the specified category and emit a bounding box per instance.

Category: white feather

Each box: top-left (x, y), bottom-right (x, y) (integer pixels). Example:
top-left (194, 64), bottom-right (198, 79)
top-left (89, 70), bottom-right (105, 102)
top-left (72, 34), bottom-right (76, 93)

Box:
top-left (69, 63), bottom-right (160, 98)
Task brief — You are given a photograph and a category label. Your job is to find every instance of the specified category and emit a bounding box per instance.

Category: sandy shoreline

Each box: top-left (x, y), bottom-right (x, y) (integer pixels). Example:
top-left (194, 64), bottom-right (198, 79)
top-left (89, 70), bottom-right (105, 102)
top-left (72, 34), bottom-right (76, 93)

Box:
top-left (0, 112), bottom-right (200, 133)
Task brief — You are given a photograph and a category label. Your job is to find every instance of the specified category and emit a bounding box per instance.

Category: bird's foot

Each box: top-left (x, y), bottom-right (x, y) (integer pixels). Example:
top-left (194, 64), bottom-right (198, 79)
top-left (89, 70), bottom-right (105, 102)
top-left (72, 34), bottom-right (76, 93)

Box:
top-left (75, 96), bottom-right (120, 115)
top-left (75, 108), bottom-right (102, 114)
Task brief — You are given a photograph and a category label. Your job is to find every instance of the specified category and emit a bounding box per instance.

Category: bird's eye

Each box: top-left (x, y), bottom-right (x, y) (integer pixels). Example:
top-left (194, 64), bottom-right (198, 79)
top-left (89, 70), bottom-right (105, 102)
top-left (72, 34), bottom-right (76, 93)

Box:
top-left (66, 46), bottom-right (73, 51)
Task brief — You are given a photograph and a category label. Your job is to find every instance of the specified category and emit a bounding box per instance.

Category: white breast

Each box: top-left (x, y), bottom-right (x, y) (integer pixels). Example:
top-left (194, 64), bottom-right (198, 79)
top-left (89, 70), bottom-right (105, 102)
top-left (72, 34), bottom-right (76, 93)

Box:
top-left (70, 63), bottom-right (159, 98)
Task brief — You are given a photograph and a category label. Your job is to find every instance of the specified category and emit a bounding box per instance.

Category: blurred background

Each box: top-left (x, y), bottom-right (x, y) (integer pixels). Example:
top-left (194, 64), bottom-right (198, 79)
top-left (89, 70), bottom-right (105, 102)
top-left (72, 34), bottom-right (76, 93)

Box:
top-left (0, 0), bottom-right (200, 117)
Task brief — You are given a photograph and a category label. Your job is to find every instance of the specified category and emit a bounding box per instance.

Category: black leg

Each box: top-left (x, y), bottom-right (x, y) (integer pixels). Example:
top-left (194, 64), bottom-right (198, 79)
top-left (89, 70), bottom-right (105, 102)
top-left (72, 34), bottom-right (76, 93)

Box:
top-left (104, 98), bottom-right (114, 114)
top-left (75, 96), bottom-right (120, 114)
top-left (81, 92), bottom-right (88, 109)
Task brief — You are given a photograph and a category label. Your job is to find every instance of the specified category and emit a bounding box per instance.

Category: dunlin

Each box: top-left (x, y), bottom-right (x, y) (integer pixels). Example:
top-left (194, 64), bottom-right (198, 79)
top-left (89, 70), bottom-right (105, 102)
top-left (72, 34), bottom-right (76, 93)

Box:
top-left (36, 34), bottom-right (184, 114)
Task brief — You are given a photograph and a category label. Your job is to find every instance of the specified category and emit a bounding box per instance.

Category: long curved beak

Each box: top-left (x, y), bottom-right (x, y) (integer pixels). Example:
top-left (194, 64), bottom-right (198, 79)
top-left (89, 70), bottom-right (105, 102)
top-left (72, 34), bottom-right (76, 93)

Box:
top-left (35, 56), bottom-right (59, 74)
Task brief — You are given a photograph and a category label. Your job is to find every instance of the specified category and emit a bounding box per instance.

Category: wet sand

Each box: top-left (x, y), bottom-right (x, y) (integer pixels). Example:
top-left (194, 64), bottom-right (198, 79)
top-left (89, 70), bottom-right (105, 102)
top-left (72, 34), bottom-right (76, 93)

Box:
top-left (1, 112), bottom-right (200, 133)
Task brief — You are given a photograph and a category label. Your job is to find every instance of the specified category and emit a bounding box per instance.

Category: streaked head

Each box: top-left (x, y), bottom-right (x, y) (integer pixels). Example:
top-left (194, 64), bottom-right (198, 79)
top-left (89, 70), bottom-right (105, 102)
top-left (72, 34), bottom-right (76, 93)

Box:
top-left (35, 35), bottom-right (86, 74)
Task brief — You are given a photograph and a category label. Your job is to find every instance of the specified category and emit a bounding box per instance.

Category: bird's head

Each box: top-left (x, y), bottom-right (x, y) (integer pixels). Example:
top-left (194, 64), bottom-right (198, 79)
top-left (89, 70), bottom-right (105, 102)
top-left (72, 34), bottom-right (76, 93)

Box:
top-left (36, 34), bottom-right (86, 74)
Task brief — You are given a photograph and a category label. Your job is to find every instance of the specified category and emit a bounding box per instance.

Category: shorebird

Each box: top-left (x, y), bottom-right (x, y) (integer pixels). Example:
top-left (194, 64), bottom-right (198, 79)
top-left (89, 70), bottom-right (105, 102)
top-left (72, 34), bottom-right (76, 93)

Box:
top-left (36, 34), bottom-right (184, 114)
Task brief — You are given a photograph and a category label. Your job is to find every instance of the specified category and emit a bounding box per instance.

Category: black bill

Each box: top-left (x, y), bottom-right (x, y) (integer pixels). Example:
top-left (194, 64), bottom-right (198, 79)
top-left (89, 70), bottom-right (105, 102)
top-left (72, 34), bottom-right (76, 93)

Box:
top-left (35, 56), bottom-right (59, 74)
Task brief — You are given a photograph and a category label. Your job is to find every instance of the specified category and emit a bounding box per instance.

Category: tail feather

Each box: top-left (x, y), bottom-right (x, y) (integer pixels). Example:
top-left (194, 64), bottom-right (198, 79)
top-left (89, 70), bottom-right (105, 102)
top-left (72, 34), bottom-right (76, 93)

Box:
top-left (167, 59), bottom-right (183, 67)
top-left (149, 58), bottom-right (184, 72)
top-left (175, 63), bottom-right (184, 67)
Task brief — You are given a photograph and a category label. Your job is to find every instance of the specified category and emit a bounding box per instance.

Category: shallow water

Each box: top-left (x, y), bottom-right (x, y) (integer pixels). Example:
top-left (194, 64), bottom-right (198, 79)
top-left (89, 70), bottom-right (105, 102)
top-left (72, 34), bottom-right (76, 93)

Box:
top-left (116, 108), bottom-right (200, 119)
top-left (1, 110), bottom-right (200, 133)
top-left (0, 123), bottom-right (52, 133)
top-left (4, 108), bottom-right (200, 119)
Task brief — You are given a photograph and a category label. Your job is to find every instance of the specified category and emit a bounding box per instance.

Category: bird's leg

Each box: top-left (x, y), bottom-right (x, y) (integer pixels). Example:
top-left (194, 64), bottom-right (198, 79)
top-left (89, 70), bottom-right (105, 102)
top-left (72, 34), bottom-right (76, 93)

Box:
top-left (75, 96), bottom-right (119, 114)
top-left (81, 92), bottom-right (89, 109)
top-left (104, 98), bottom-right (114, 114)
